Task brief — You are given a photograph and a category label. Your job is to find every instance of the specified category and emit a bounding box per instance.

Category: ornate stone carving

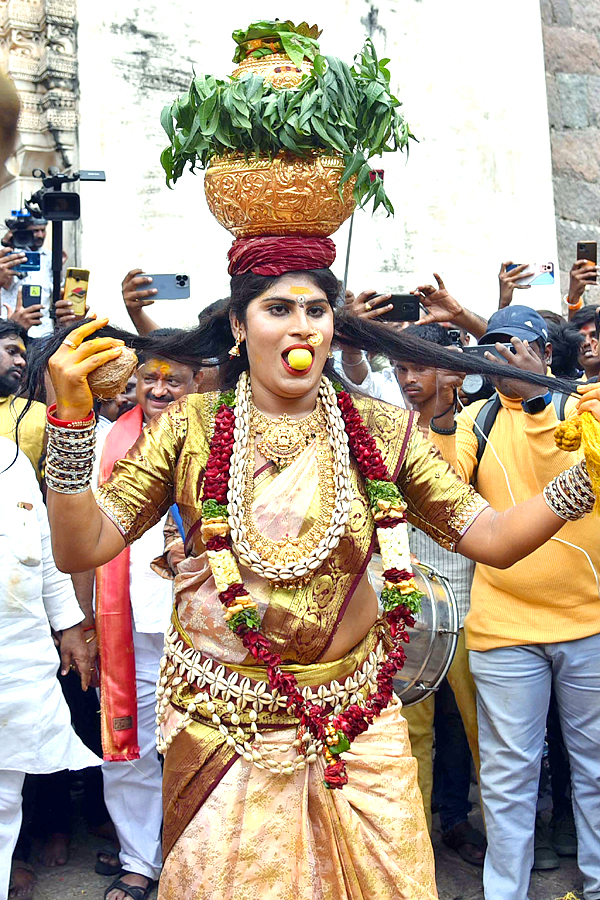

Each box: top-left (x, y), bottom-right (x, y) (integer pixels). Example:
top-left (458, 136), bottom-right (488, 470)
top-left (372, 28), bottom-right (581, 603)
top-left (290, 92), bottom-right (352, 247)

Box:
top-left (0, 0), bottom-right (78, 180)
top-left (204, 151), bottom-right (356, 238)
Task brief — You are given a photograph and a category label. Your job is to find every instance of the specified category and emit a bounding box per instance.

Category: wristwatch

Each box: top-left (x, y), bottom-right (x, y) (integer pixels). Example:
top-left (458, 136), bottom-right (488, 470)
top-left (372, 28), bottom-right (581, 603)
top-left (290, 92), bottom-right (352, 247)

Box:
top-left (521, 391), bottom-right (552, 414)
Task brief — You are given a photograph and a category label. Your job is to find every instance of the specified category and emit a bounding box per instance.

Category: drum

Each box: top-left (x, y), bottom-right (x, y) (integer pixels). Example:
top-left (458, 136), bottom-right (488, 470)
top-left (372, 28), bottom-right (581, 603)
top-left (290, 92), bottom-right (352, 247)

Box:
top-left (368, 554), bottom-right (459, 706)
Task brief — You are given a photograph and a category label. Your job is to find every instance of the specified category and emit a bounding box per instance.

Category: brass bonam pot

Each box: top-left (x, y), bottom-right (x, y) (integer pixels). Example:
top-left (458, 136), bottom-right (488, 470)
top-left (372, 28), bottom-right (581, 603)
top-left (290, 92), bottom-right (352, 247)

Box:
top-left (232, 52), bottom-right (312, 89)
top-left (204, 151), bottom-right (356, 239)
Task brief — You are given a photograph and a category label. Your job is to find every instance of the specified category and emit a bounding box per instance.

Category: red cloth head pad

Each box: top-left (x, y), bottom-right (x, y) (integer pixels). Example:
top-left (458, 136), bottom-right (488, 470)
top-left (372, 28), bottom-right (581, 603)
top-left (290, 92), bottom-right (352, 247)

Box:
top-left (228, 235), bottom-right (336, 276)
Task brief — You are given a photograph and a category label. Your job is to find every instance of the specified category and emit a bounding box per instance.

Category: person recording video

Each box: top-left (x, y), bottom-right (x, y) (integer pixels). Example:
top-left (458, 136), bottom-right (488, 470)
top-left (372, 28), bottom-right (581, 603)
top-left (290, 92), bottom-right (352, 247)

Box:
top-left (0, 210), bottom-right (53, 338)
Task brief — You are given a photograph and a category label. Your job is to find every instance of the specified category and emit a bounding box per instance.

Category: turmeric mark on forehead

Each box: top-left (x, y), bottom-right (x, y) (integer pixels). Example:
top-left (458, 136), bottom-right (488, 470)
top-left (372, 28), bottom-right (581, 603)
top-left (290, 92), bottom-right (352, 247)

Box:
top-left (289, 286), bottom-right (314, 295)
top-left (147, 360), bottom-right (173, 377)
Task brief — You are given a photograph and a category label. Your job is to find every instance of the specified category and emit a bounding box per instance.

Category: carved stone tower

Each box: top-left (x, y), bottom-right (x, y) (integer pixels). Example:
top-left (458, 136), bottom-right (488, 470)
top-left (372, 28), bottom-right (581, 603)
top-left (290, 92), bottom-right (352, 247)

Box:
top-left (0, 0), bottom-right (78, 213)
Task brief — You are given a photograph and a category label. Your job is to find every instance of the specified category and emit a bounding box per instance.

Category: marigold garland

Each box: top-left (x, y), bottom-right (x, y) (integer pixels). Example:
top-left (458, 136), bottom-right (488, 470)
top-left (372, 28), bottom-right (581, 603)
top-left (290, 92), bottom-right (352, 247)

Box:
top-left (198, 378), bottom-right (424, 789)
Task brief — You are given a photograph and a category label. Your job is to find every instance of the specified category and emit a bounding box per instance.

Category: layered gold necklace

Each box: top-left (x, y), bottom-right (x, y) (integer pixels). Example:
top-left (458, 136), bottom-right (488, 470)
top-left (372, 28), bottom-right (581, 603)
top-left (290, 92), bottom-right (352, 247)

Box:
top-left (251, 400), bottom-right (327, 469)
top-left (233, 393), bottom-right (339, 583)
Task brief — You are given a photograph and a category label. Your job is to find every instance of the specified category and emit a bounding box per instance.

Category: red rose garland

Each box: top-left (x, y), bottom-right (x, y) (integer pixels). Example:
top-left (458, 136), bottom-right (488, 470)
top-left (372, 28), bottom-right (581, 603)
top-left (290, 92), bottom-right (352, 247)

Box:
top-left (199, 385), bottom-right (422, 789)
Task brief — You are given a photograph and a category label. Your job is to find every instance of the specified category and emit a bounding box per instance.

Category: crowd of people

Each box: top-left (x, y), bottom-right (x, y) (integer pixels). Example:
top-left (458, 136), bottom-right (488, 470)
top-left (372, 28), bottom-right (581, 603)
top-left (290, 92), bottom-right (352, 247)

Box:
top-left (0, 236), bottom-right (599, 900)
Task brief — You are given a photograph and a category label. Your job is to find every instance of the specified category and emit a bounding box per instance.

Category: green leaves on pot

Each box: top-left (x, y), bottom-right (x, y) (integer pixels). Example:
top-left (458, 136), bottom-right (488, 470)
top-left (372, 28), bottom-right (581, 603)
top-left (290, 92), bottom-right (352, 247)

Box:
top-left (231, 20), bottom-right (323, 65)
top-left (160, 36), bottom-right (416, 215)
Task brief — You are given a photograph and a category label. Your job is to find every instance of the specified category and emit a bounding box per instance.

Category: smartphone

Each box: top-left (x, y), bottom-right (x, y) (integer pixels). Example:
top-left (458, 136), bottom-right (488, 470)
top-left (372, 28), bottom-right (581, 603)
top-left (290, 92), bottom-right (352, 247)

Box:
top-left (64, 267), bottom-right (89, 315)
top-left (14, 251), bottom-right (40, 273)
top-left (506, 262), bottom-right (555, 286)
top-left (146, 273), bottom-right (190, 300)
top-left (461, 343), bottom-right (516, 363)
top-left (378, 293), bottom-right (420, 323)
top-left (577, 241), bottom-right (597, 283)
top-left (22, 285), bottom-right (42, 308)
top-left (447, 328), bottom-right (462, 347)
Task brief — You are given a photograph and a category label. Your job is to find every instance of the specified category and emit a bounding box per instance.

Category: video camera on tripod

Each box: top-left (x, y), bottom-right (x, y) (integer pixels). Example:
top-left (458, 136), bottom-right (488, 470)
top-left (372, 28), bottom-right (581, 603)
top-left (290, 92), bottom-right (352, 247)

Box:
top-left (30, 166), bottom-right (105, 221)
top-left (25, 166), bottom-right (106, 308)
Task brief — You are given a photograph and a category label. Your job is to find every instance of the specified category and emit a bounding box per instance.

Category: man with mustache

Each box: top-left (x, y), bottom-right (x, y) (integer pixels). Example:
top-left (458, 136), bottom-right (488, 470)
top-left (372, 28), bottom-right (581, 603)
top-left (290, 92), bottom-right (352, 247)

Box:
top-left (90, 334), bottom-right (201, 900)
top-left (0, 320), bottom-right (46, 478)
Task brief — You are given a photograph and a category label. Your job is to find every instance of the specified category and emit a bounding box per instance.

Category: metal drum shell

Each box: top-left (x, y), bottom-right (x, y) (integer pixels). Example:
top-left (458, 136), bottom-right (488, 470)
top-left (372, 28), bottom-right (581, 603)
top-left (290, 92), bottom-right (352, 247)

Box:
top-left (368, 555), bottom-right (459, 707)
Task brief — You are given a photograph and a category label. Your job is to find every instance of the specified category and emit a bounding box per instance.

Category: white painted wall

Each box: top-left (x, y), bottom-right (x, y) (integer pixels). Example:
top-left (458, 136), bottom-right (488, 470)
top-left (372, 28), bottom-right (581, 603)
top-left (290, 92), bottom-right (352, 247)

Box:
top-left (76, 0), bottom-right (559, 330)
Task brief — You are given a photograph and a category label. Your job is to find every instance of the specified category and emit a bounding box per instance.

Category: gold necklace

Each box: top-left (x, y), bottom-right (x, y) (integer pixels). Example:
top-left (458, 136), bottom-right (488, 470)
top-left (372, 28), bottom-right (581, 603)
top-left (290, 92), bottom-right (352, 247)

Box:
top-left (251, 401), bottom-right (327, 469)
top-left (242, 401), bottom-right (336, 581)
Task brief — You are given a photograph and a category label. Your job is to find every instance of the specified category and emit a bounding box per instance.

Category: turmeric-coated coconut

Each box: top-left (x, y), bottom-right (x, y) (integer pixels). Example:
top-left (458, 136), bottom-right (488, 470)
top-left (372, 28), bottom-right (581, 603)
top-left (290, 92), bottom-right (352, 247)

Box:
top-left (87, 346), bottom-right (138, 400)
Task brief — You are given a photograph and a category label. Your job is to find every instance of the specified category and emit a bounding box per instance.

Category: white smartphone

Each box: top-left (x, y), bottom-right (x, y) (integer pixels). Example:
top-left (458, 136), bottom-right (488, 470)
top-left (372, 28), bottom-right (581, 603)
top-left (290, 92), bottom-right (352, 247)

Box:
top-left (506, 262), bottom-right (555, 286)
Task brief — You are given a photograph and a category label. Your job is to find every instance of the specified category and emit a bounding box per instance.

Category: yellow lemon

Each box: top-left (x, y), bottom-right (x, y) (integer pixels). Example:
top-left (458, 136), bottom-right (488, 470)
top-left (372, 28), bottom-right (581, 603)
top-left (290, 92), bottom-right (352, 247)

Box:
top-left (288, 348), bottom-right (313, 370)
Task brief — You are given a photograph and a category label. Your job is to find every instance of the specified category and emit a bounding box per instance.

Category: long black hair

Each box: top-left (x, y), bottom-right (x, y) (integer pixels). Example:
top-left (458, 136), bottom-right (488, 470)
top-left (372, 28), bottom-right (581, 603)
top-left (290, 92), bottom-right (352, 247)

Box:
top-left (21, 268), bottom-right (580, 414)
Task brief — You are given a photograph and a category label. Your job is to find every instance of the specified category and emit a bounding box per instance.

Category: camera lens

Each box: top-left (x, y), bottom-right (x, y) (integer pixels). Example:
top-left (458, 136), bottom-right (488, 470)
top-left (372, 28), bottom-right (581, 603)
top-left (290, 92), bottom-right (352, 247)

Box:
top-left (462, 374), bottom-right (484, 395)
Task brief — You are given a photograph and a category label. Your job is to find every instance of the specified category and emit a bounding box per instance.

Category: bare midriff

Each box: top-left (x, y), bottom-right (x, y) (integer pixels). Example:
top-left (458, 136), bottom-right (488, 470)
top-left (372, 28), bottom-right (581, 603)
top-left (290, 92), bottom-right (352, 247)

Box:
top-left (319, 570), bottom-right (379, 662)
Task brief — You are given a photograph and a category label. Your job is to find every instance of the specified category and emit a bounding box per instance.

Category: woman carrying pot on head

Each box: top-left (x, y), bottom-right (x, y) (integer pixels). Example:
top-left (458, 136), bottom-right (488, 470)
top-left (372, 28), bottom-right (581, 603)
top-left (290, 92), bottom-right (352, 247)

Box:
top-left (35, 235), bottom-right (600, 900)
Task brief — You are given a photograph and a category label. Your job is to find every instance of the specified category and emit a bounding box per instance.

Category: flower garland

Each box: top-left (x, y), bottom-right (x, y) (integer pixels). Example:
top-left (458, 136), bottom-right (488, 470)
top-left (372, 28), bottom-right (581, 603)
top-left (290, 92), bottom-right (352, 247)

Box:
top-left (199, 376), bottom-right (424, 789)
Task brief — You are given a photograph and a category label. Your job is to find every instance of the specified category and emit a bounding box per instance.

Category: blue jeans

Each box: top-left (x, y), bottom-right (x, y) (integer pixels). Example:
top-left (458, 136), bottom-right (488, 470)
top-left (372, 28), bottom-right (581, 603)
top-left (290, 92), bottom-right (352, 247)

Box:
top-left (470, 633), bottom-right (600, 900)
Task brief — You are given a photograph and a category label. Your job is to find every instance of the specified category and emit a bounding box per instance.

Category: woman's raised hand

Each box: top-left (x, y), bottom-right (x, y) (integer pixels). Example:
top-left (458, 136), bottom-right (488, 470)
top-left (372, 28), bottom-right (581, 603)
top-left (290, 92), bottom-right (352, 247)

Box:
top-left (48, 317), bottom-right (125, 420)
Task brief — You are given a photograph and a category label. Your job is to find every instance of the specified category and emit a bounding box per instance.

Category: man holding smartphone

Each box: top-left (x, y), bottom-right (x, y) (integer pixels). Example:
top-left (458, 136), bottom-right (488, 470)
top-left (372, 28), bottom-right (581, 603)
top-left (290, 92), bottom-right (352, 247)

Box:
top-left (0, 215), bottom-right (54, 338)
top-left (429, 306), bottom-right (600, 900)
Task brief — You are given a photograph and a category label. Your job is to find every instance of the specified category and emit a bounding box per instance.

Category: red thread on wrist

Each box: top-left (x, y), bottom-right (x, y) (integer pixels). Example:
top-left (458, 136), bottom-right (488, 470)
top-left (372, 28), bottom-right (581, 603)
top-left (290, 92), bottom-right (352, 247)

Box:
top-left (82, 625), bottom-right (96, 632)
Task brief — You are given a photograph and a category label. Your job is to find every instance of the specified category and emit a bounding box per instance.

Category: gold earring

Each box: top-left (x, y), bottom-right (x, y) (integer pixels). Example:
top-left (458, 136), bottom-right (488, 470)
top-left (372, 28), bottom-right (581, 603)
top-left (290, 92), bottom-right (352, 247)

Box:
top-left (307, 330), bottom-right (323, 347)
top-left (229, 333), bottom-right (242, 358)
top-left (327, 350), bottom-right (334, 359)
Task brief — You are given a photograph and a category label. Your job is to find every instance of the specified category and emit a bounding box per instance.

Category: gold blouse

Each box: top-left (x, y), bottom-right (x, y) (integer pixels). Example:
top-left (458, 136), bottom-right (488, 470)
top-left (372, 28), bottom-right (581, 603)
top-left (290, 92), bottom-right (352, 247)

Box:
top-left (96, 393), bottom-right (486, 663)
top-left (96, 392), bottom-right (486, 554)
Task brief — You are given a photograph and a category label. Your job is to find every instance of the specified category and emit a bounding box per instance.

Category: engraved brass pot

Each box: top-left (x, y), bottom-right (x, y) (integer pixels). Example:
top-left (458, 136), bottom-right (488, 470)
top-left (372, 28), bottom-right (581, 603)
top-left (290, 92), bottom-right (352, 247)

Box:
top-left (204, 151), bottom-right (356, 238)
top-left (232, 52), bottom-right (312, 89)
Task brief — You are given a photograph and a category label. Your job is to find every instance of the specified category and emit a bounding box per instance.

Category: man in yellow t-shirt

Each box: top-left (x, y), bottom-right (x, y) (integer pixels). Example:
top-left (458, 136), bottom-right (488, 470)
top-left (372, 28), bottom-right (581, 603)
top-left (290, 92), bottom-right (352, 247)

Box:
top-left (430, 305), bottom-right (600, 900)
top-left (0, 320), bottom-right (46, 477)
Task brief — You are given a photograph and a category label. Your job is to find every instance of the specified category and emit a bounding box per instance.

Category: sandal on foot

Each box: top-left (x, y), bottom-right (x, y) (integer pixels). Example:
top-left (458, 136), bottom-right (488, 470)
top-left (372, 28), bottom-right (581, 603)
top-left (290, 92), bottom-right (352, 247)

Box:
top-left (442, 820), bottom-right (487, 867)
top-left (104, 872), bottom-right (156, 900)
top-left (95, 849), bottom-right (122, 876)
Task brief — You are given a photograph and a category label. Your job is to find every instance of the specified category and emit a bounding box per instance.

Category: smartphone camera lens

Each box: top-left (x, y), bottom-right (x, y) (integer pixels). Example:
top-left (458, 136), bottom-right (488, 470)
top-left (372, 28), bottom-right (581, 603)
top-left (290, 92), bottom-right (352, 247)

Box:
top-left (176, 274), bottom-right (188, 287)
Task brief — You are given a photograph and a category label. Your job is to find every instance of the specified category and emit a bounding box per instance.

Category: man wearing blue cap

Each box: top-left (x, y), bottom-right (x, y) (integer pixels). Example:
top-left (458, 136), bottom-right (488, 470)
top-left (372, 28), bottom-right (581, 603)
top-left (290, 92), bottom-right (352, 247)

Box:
top-left (429, 306), bottom-right (600, 900)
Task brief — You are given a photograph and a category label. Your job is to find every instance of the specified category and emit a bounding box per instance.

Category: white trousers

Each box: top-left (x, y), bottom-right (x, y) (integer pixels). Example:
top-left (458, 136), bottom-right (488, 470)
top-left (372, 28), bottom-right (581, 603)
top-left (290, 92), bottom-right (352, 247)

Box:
top-left (102, 630), bottom-right (164, 881)
top-left (470, 632), bottom-right (600, 900)
top-left (0, 770), bottom-right (25, 900)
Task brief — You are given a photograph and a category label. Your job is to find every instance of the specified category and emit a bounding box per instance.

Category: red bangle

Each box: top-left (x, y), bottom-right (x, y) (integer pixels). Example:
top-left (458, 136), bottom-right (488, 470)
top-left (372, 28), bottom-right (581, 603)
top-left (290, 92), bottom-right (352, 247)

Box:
top-left (47, 403), bottom-right (95, 429)
top-left (82, 624), bottom-right (96, 632)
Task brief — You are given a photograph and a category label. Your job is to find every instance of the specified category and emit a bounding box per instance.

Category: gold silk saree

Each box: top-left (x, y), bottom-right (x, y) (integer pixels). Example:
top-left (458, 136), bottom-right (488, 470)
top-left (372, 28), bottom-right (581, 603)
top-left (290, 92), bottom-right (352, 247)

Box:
top-left (96, 392), bottom-right (487, 900)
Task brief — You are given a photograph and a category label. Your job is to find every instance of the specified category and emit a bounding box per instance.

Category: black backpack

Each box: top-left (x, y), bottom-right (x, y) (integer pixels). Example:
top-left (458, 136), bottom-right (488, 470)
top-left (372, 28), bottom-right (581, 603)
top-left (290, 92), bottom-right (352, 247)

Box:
top-left (472, 391), bottom-right (569, 472)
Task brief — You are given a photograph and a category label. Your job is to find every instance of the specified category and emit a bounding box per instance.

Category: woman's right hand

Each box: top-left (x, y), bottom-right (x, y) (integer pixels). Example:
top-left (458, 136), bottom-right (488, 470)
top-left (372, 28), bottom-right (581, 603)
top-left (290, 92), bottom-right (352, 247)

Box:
top-left (48, 317), bottom-right (125, 420)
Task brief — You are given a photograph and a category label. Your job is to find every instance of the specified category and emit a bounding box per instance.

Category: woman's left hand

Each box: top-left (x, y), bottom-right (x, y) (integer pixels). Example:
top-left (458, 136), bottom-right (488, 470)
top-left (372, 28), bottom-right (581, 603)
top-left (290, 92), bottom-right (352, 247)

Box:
top-left (577, 383), bottom-right (600, 422)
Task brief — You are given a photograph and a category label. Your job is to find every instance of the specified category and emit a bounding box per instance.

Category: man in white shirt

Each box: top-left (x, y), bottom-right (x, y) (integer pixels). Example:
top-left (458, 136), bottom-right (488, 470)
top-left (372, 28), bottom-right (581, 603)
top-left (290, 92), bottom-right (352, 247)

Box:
top-left (90, 342), bottom-right (200, 900)
top-left (0, 437), bottom-right (99, 900)
top-left (0, 219), bottom-right (55, 340)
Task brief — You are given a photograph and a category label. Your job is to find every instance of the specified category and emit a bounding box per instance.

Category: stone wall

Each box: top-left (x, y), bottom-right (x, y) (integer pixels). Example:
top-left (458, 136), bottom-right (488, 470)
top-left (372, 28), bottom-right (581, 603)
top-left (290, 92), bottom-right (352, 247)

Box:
top-left (542, 0), bottom-right (600, 303)
top-left (0, 0), bottom-right (79, 259)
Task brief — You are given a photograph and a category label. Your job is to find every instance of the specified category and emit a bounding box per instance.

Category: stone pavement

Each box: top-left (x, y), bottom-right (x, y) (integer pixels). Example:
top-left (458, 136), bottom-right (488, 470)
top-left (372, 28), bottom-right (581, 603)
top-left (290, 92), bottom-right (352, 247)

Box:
top-left (24, 805), bottom-right (582, 900)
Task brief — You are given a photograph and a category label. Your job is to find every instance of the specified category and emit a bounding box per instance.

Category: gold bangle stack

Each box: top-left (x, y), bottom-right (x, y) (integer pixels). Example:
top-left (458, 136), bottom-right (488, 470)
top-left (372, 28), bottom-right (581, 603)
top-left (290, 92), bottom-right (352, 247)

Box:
top-left (543, 460), bottom-right (595, 520)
